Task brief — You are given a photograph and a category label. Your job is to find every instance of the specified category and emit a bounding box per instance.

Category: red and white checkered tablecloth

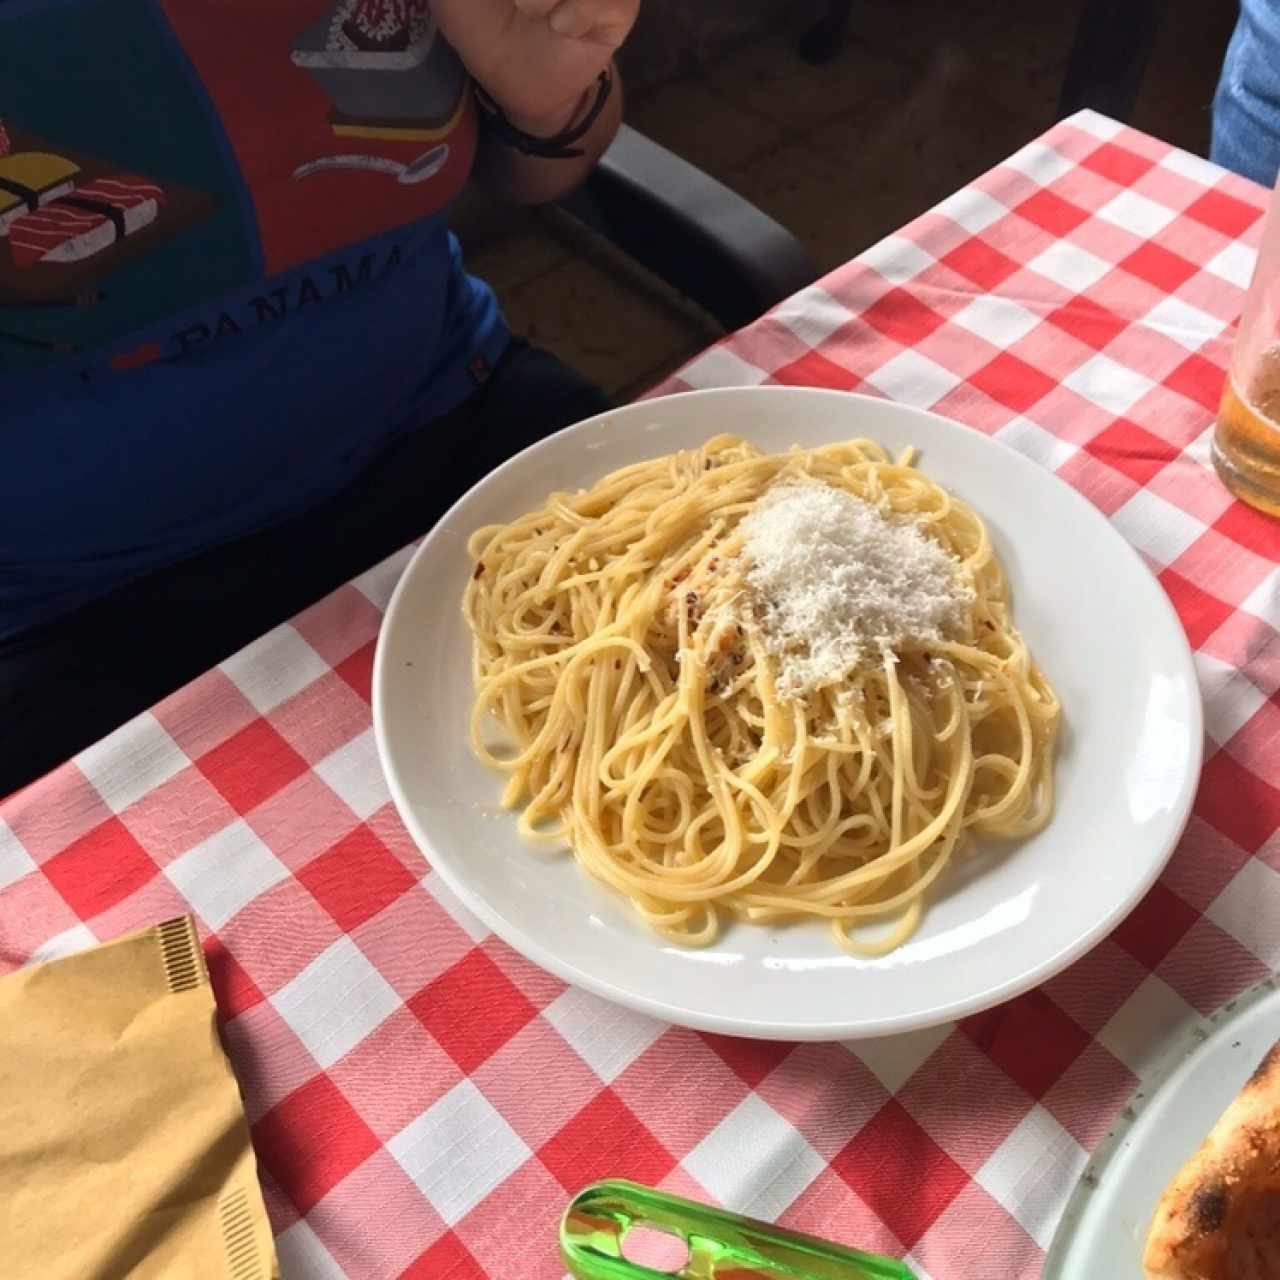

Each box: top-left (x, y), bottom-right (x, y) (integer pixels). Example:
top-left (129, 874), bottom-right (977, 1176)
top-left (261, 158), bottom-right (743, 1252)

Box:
top-left (1, 110), bottom-right (1276, 1279)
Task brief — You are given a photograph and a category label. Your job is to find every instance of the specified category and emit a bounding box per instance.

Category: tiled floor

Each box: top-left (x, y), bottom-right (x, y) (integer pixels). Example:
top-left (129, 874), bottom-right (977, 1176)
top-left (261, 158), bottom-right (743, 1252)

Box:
top-left (452, 0), bottom-right (1241, 402)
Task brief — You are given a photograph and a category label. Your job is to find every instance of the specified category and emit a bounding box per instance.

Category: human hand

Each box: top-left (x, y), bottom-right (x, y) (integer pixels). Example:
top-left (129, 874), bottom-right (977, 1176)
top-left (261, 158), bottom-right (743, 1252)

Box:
top-left (431, 0), bottom-right (639, 132)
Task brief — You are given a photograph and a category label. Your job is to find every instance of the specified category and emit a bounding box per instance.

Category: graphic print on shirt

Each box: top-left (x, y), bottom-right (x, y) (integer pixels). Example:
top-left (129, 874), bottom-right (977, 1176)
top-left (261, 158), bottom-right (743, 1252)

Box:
top-left (1, 0), bottom-right (475, 373)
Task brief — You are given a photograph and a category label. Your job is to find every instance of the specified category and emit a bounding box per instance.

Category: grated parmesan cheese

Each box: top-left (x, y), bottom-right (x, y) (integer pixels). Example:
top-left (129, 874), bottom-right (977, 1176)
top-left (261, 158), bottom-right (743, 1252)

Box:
top-left (738, 481), bottom-right (972, 697)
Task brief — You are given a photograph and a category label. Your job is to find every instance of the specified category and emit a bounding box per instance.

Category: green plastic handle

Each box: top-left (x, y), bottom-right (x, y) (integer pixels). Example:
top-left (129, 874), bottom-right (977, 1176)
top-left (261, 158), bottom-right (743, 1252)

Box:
top-left (561, 1180), bottom-right (916, 1280)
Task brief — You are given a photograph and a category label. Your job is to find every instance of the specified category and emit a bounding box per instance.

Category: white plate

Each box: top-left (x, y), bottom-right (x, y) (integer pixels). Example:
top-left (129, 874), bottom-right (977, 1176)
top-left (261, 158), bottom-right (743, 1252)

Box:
top-left (373, 387), bottom-right (1202, 1040)
top-left (1045, 975), bottom-right (1280, 1276)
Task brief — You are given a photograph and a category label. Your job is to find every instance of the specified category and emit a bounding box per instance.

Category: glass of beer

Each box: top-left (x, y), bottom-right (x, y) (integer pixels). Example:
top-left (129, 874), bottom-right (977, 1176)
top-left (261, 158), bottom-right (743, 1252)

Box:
top-left (1214, 174), bottom-right (1280, 515)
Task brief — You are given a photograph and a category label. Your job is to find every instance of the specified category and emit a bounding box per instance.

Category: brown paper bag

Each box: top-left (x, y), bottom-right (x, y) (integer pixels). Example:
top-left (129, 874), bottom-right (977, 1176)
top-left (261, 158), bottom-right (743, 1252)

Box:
top-left (0, 917), bottom-right (279, 1279)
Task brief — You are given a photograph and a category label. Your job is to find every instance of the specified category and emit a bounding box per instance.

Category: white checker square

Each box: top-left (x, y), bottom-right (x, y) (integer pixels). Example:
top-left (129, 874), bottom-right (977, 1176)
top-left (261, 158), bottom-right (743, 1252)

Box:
top-left (74, 712), bottom-right (187, 814)
top-left (1194, 653), bottom-right (1267, 746)
top-left (271, 935), bottom-right (401, 1069)
top-left (1208, 858), bottom-right (1280, 967)
top-left (220, 625), bottom-right (330, 715)
top-left (28, 923), bottom-right (97, 966)
top-left (1160, 147), bottom-right (1226, 186)
top-left (1095, 189), bottom-right (1177, 239)
top-left (975, 1106), bottom-right (1088, 1248)
top-left (313, 728), bottom-right (389, 821)
top-left (862, 348), bottom-right (961, 409)
top-left (848, 1023), bottom-right (951, 1095)
top-left (1026, 240), bottom-right (1112, 292)
top-left (424, 870), bottom-right (489, 943)
top-left (274, 1219), bottom-right (346, 1280)
top-left (1109, 487), bottom-right (1205, 566)
top-left (949, 295), bottom-right (1041, 348)
top-left (1142, 294), bottom-right (1227, 351)
top-left (1062, 353), bottom-right (1156, 416)
top-left (1069, 110), bottom-right (1124, 140)
top-left (857, 235), bottom-right (936, 285)
top-left (771, 286), bottom-right (854, 347)
top-left (678, 345), bottom-right (768, 390)
top-left (0, 819), bottom-right (37, 892)
top-left (1206, 241), bottom-right (1258, 290)
top-left (934, 186), bottom-right (1008, 234)
top-left (387, 1078), bottom-right (530, 1225)
top-left (995, 417), bottom-right (1079, 471)
top-left (164, 819), bottom-right (289, 930)
top-left (351, 545), bottom-right (414, 611)
top-left (1098, 974), bottom-right (1199, 1076)
top-left (542, 986), bottom-right (665, 1084)
top-left (1005, 141), bottom-right (1074, 186)
top-left (1183, 423), bottom-right (1216, 472)
top-left (683, 1093), bottom-right (825, 1221)
top-left (1242, 567), bottom-right (1280, 626)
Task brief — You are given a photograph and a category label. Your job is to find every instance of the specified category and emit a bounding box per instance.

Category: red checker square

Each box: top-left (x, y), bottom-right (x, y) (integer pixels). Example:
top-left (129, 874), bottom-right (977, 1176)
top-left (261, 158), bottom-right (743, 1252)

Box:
top-left (1109, 880), bottom-right (1200, 971)
top-left (0, 872), bottom-right (84, 964)
top-left (1164, 352), bottom-right (1228, 414)
top-left (328, 1006), bottom-right (461, 1141)
top-left (218, 878), bottom-right (343, 999)
top-left (1226, 699), bottom-right (1280, 790)
top-left (205, 933), bottom-right (266, 1020)
top-left (699, 1031), bottom-right (795, 1087)
top-left (772, 349), bottom-right (861, 391)
top-left (1158, 916), bottom-right (1269, 1016)
top-left (1196, 751), bottom-right (1280, 852)
top-left (153, 668), bottom-right (258, 760)
top-left (248, 768), bottom-right (362, 873)
top-left (612, 1029), bottom-right (748, 1160)
top-left (941, 239), bottom-right (1021, 291)
top-left (896, 1031), bottom-right (1031, 1171)
top-left (91, 871), bottom-right (190, 945)
top-left (1041, 937), bottom-right (1147, 1035)
top-left (293, 583), bottom-right (384, 670)
top-left (915, 1182), bottom-right (1040, 1280)
top-left (1162, 815), bottom-right (1255, 911)
top-left (471, 1015), bottom-right (600, 1150)
top-left (961, 988), bottom-right (1092, 1101)
top-left (401, 1231), bottom-right (485, 1280)
top-left (1014, 188), bottom-right (1090, 236)
top-left (336, 640), bottom-right (377, 704)
top-left (41, 816), bottom-right (158, 920)
top-left (1158, 568), bottom-right (1234, 650)
top-left (6, 767), bottom-right (112, 864)
top-left (1045, 296), bottom-right (1129, 351)
top-left (968, 351), bottom-right (1057, 415)
top-left (481, 935), bottom-right (566, 1010)
top-left (1185, 188), bottom-right (1264, 239)
top-left (778, 1166), bottom-right (903, 1257)
top-left (1042, 1041), bottom-right (1137, 1151)
top-left (253, 1073), bottom-right (381, 1214)
top-left (756, 1042), bottom-right (886, 1160)
top-left (1215, 501), bottom-right (1280, 563)
top-left (538, 1088), bottom-right (677, 1192)
top-left (453, 1158), bottom-right (568, 1280)
top-left (119, 765), bottom-right (237, 867)
top-left (197, 718), bottom-right (309, 815)
top-left (409, 947), bottom-right (539, 1074)
top-left (1120, 241), bottom-right (1199, 294)
top-left (1082, 141), bottom-right (1155, 185)
top-left (1085, 418), bottom-right (1179, 485)
top-left (269, 672), bottom-right (371, 767)
top-left (1054, 448), bottom-right (1140, 516)
top-left (832, 1098), bottom-right (969, 1249)
top-left (222, 1000), bottom-right (321, 1124)
top-left (352, 884), bottom-right (472, 999)
top-left (299, 824), bottom-right (416, 933)
top-left (309, 1150), bottom-right (444, 1279)
top-left (859, 287), bottom-right (947, 346)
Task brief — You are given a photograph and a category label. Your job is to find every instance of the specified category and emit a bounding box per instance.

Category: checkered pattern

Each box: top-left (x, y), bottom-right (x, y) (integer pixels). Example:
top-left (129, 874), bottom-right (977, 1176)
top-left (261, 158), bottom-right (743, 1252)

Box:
top-left (1, 112), bottom-right (1274, 1279)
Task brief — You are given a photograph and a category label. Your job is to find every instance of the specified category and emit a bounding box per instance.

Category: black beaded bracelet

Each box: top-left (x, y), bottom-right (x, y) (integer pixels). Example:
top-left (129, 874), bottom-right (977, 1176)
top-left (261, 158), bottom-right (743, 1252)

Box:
top-left (474, 68), bottom-right (613, 160)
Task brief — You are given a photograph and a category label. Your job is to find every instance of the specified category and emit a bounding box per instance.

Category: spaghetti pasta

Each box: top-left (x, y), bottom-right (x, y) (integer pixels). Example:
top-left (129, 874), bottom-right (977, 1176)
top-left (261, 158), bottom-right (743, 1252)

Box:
top-left (462, 435), bottom-right (1059, 954)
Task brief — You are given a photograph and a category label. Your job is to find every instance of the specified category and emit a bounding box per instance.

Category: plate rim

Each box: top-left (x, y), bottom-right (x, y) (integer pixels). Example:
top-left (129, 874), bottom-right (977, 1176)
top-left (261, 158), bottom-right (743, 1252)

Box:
top-left (373, 386), bottom-right (1204, 1039)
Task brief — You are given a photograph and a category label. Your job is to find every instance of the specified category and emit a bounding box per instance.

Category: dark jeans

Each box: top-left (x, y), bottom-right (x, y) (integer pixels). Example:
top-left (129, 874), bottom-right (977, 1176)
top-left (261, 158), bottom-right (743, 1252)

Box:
top-left (1, 340), bottom-right (611, 796)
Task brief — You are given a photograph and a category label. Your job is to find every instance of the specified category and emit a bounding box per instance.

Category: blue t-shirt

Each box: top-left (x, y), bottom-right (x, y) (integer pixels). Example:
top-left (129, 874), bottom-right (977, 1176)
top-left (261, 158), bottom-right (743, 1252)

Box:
top-left (0, 0), bottom-right (508, 640)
